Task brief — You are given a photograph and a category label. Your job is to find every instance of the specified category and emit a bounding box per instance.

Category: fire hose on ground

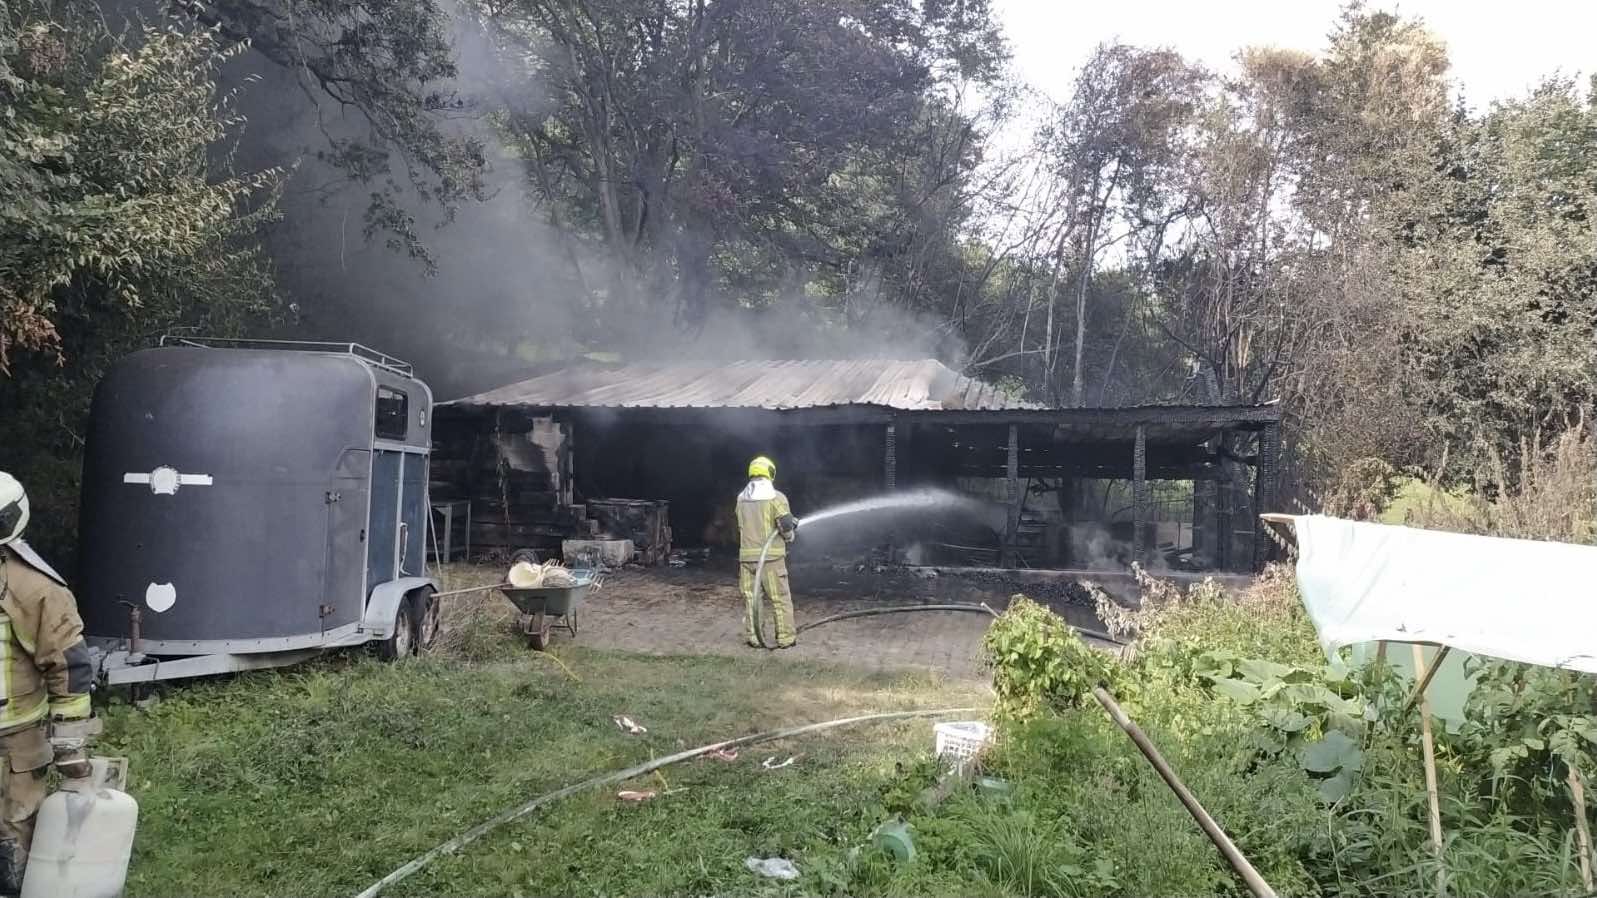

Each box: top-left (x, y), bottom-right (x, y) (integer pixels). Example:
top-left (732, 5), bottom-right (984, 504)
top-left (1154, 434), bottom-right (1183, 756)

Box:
top-left (388, 533), bottom-right (1268, 897)
top-left (350, 707), bottom-right (981, 898)
top-left (748, 524), bottom-right (1122, 649)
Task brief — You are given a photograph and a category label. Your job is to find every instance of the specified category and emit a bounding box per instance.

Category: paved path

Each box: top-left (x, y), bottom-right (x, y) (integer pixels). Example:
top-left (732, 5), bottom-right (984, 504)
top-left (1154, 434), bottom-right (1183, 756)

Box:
top-left (581, 571), bottom-right (992, 680)
top-left (484, 562), bottom-right (1123, 682)
top-left (438, 559), bottom-right (1162, 680)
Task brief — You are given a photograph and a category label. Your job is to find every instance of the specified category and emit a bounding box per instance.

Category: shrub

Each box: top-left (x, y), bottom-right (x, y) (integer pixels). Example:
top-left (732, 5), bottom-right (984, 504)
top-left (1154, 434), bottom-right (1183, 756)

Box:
top-left (983, 596), bottom-right (1121, 719)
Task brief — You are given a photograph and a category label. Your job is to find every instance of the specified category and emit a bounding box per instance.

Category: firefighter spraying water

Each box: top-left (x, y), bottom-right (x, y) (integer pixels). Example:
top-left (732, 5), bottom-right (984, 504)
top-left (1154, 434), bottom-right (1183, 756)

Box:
top-left (735, 458), bottom-right (1005, 650)
top-left (736, 457), bottom-right (800, 648)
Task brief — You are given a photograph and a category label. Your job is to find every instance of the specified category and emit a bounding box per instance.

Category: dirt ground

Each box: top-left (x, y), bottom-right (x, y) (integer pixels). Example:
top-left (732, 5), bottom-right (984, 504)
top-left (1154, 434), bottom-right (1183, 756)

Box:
top-left (439, 559), bottom-right (1120, 682)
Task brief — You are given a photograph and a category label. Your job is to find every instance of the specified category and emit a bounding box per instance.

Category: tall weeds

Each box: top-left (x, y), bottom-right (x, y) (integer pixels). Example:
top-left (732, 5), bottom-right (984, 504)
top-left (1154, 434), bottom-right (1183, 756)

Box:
top-left (1411, 425), bottom-right (1596, 543)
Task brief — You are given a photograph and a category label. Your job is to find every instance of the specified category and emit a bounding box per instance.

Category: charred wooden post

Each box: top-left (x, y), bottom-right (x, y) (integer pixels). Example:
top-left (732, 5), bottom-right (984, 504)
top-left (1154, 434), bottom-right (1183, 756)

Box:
top-left (1133, 425), bottom-right (1148, 562)
top-left (1216, 430), bottom-right (1234, 570)
top-left (1192, 478), bottom-right (1212, 565)
top-left (1057, 475), bottom-right (1077, 567)
top-left (884, 422), bottom-right (897, 490)
top-left (1003, 424), bottom-right (1019, 566)
top-left (1252, 422), bottom-right (1281, 570)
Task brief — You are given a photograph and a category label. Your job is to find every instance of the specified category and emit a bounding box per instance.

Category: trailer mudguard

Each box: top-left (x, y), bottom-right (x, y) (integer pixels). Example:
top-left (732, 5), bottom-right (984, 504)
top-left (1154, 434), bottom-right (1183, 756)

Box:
top-left (363, 577), bottom-right (437, 637)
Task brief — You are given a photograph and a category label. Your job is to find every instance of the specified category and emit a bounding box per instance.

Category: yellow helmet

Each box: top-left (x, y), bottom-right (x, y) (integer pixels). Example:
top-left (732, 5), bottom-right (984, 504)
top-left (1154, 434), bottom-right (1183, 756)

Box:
top-left (748, 456), bottom-right (776, 480)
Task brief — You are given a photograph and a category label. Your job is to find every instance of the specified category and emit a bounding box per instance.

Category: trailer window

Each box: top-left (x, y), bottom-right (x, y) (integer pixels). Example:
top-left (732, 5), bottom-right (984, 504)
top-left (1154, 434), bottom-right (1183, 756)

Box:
top-left (375, 387), bottom-right (408, 440)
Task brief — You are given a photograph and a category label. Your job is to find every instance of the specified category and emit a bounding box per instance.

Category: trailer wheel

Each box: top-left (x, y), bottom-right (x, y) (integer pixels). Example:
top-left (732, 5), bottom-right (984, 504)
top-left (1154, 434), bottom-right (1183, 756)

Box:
top-left (412, 587), bottom-right (440, 653)
top-left (377, 595), bottom-right (418, 661)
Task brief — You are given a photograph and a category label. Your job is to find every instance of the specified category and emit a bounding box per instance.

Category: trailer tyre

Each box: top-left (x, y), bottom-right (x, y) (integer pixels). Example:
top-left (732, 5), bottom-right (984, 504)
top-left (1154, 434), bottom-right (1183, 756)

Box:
top-left (377, 595), bottom-right (418, 661)
top-left (412, 586), bottom-right (440, 653)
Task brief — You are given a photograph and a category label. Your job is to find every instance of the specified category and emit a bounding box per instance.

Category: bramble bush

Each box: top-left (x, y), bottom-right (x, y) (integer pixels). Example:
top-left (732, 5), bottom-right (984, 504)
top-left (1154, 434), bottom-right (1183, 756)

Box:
top-left (983, 596), bottom-right (1122, 718)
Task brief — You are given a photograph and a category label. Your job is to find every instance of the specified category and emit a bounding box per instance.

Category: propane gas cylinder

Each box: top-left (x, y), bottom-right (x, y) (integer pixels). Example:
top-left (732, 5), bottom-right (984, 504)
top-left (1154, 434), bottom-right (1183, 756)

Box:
top-left (20, 758), bottom-right (137, 898)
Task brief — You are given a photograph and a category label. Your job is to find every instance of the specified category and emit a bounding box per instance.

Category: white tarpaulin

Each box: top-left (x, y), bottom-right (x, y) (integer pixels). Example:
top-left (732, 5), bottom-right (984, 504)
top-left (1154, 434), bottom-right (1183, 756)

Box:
top-left (1291, 515), bottom-right (1597, 673)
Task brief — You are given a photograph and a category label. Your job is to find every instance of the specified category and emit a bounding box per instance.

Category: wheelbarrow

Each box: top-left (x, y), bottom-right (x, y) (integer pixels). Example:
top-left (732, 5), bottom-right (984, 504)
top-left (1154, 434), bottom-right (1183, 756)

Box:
top-left (499, 569), bottom-right (601, 650)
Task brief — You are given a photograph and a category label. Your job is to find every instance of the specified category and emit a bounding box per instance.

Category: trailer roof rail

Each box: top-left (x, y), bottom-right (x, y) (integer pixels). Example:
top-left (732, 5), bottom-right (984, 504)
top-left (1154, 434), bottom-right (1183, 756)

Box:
top-left (158, 336), bottom-right (415, 377)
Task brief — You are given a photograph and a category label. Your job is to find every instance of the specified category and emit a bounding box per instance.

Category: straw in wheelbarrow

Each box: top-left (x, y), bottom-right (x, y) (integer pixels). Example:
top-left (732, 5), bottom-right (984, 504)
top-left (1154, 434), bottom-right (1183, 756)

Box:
top-left (507, 559), bottom-right (577, 589)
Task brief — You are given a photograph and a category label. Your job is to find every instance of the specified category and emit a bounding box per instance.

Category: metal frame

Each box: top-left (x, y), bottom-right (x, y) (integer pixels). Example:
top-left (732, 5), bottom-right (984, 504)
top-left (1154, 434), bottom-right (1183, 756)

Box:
top-left (158, 335), bottom-right (415, 377)
top-left (87, 622), bottom-right (365, 657)
top-left (431, 500), bottom-right (472, 561)
top-left (96, 648), bottom-right (326, 685)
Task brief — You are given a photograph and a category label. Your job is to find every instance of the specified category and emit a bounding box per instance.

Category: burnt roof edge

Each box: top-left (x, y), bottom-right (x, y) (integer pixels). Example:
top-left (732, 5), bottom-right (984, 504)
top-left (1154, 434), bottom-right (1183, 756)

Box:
top-left (436, 400), bottom-right (1281, 428)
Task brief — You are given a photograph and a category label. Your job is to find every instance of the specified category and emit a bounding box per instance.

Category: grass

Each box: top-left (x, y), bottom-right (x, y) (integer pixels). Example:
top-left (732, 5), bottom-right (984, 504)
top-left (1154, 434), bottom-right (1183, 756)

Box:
top-left (100, 633), bottom-right (988, 897)
top-left (101, 484), bottom-right (1597, 898)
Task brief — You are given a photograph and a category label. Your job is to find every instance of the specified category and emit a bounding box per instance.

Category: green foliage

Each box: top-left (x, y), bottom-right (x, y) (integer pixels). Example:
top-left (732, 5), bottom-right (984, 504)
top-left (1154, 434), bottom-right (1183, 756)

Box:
top-left (938, 800), bottom-right (1118, 897)
top-left (0, 3), bottom-right (281, 368)
top-left (1191, 648), bottom-right (1367, 800)
top-left (1461, 661), bottom-right (1597, 801)
top-left (0, 2), bottom-right (282, 557)
top-left (190, 0), bottom-right (487, 263)
top-left (1322, 458), bottom-right (1404, 521)
top-left (983, 570), bottom-right (1597, 897)
top-left (983, 596), bottom-right (1120, 718)
top-left (1107, 564), bottom-right (1323, 667)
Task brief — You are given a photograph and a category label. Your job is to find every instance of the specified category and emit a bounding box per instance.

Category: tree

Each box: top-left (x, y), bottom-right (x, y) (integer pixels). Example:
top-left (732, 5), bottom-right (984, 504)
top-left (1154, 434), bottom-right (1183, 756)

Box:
top-left (461, 0), bottom-right (1006, 344)
top-left (1044, 44), bottom-right (1202, 406)
top-left (0, 1), bottom-right (282, 555)
top-left (1399, 78), bottom-right (1597, 470)
top-left (170, 0), bottom-right (488, 260)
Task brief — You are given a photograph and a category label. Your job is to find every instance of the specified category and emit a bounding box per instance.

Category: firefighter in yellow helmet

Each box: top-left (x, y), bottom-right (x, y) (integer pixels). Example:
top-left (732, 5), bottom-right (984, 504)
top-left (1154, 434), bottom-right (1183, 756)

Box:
top-left (737, 456), bottom-right (799, 648)
top-left (0, 472), bottom-right (99, 894)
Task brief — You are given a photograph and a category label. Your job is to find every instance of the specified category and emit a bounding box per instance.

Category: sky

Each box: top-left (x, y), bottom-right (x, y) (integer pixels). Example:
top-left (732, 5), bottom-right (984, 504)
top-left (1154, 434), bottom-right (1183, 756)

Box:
top-left (996, 0), bottom-right (1595, 108)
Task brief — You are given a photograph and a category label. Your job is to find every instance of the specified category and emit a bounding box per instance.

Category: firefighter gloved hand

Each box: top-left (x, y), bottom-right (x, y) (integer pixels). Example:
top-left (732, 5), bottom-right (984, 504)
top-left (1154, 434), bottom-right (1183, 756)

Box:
top-left (50, 716), bottom-right (102, 779)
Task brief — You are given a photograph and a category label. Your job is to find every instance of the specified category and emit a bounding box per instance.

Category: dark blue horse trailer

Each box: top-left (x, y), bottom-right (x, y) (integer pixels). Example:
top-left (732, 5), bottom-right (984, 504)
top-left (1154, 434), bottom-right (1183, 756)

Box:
top-left (77, 338), bottom-right (439, 683)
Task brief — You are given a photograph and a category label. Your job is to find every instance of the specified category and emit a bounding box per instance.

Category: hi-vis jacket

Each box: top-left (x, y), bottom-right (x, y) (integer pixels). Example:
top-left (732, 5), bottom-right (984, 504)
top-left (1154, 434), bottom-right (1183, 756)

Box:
top-left (736, 479), bottom-right (798, 562)
top-left (0, 544), bottom-right (94, 733)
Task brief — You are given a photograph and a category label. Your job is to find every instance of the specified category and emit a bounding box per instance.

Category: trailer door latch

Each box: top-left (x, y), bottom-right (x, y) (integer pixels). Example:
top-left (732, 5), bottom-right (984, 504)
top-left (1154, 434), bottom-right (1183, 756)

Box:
top-left (325, 490), bottom-right (341, 503)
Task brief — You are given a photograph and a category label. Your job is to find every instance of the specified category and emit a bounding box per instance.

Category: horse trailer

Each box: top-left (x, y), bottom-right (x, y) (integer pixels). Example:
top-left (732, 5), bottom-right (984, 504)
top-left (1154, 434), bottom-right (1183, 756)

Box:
top-left (77, 339), bottom-right (440, 684)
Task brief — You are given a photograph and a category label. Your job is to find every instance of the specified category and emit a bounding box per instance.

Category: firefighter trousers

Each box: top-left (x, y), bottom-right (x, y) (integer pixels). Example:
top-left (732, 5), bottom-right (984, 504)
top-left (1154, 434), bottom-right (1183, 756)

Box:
top-left (740, 559), bottom-right (795, 647)
top-left (0, 724), bottom-right (51, 893)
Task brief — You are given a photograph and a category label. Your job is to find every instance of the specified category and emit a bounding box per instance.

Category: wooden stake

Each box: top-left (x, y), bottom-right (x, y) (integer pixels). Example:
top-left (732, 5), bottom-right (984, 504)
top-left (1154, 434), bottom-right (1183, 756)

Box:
top-left (1570, 764), bottom-right (1594, 892)
top-left (1401, 645), bottom-right (1452, 715)
top-left (1411, 643), bottom-right (1446, 896)
top-left (1093, 686), bottom-right (1278, 898)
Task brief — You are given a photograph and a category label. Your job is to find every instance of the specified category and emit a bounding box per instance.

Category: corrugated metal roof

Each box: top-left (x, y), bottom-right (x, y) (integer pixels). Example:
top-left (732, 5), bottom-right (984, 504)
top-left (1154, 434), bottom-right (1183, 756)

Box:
top-left (447, 359), bottom-right (1037, 411)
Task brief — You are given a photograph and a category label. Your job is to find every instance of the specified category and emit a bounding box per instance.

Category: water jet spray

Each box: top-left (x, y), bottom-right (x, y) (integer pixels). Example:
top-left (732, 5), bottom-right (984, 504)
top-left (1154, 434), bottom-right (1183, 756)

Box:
top-left (747, 490), bottom-right (1005, 649)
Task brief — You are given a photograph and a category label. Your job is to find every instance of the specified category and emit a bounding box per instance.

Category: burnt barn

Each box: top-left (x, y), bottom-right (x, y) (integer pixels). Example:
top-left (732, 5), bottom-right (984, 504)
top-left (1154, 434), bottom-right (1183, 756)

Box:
top-left (430, 360), bottom-right (1282, 572)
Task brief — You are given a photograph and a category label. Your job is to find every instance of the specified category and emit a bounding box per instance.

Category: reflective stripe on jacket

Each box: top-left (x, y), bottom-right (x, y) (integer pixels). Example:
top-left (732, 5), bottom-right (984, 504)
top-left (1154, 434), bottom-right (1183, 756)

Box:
top-left (0, 546), bottom-right (94, 733)
top-left (736, 479), bottom-right (796, 562)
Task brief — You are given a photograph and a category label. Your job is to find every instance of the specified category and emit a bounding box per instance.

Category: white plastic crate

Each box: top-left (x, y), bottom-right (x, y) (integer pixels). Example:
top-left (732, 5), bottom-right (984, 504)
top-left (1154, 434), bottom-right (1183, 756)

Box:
top-left (933, 720), bottom-right (992, 764)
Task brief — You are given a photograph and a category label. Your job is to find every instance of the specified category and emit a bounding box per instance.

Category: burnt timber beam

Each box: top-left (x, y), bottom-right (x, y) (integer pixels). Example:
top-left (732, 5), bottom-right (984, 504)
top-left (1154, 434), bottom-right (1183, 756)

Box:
top-left (894, 405), bottom-right (1281, 430)
top-left (1133, 425), bottom-right (1148, 562)
top-left (439, 402), bottom-right (1284, 433)
top-left (884, 422), bottom-right (897, 490)
top-left (1216, 430), bottom-right (1234, 570)
top-left (1003, 424), bottom-right (1020, 567)
top-left (1252, 423), bottom-right (1281, 570)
